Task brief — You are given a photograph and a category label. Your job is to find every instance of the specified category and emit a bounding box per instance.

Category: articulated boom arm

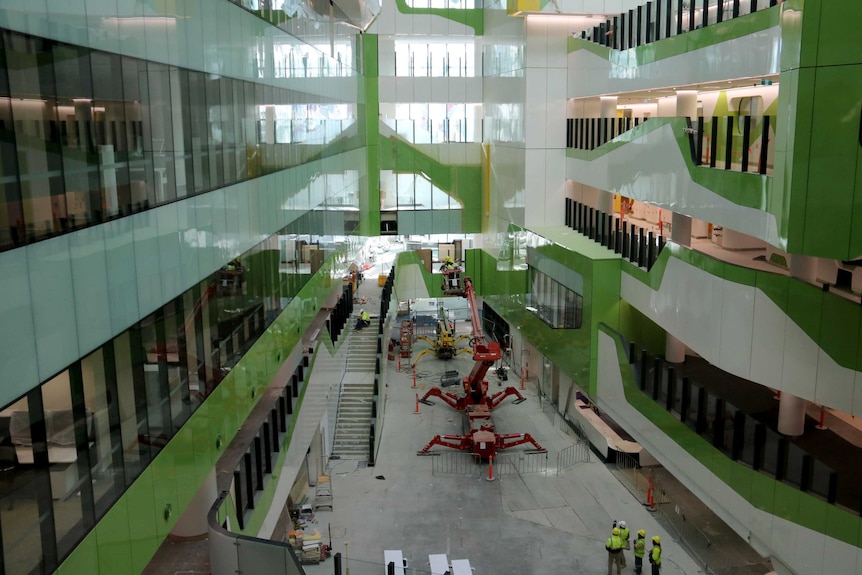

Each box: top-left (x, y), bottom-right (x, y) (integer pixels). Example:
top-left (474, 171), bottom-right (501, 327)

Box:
top-left (461, 276), bottom-right (501, 403)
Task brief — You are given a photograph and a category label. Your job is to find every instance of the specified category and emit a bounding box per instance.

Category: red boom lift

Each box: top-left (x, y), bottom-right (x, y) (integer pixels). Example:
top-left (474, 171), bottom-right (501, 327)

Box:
top-left (417, 274), bottom-right (545, 460)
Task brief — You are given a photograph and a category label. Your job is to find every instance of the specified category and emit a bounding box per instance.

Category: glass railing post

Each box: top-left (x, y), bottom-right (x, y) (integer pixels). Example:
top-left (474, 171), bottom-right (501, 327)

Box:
top-left (753, 424), bottom-right (766, 470)
top-left (676, 0), bottom-right (683, 35)
top-left (665, 366), bottom-right (675, 411)
top-left (776, 437), bottom-right (789, 481)
top-left (732, 0), bottom-right (740, 18)
top-left (696, 116), bottom-right (704, 165)
top-left (653, 357), bottom-right (663, 399)
top-left (588, 207), bottom-right (595, 239)
top-left (696, 387), bottom-right (708, 434)
top-left (800, 455), bottom-right (813, 492)
top-left (712, 398), bottom-right (725, 448)
top-left (741, 115), bottom-right (752, 172)
top-left (646, 2), bottom-right (653, 43)
top-left (701, 0), bottom-right (708, 28)
top-left (648, 230), bottom-right (655, 267)
top-left (640, 350), bottom-right (649, 389)
top-left (630, 227), bottom-right (638, 263)
top-left (680, 377), bottom-right (691, 423)
top-left (724, 116), bottom-right (734, 169)
top-left (731, 411), bottom-right (745, 460)
top-left (688, 0), bottom-right (695, 31)
top-left (629, 9), bottom-right (635, 47)
top-left (759, 115), bottom-right (770, 174)
top-left (613, 16), bottom-right (620, 49)
top-left (638, 227), bottom-right (646, 266)
top-left (620, 13), bottom-right (627, 49)
top-left (827, 472), bottom-right (838, 504)
top-left (637, 5), bottom-right (643, 46)
top-left (615, 217), bottom-right (622, 253)
top-left (622, 221), bottom-right (629, 258)
top-left (710, 117), bottom-right (718, 167)
top-left (717, 0), bottom-right (724, 22)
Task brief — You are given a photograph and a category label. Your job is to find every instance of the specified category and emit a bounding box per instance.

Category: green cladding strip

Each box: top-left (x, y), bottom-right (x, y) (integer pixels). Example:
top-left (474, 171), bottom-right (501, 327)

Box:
top-left (361, 34), bottom-right (381, 237)
top-left (379, 134), bottom-right (483, 233)
top-left (599, 323), bottom-right (862, 548)
top-left (393, 0), bottom-right (483, 35)
top-left (59, 250), bottom-right (346, 575)
top-left (624, 241), bottom-right (862, 371)
top-left (567, 5), bottom-right (779, 64)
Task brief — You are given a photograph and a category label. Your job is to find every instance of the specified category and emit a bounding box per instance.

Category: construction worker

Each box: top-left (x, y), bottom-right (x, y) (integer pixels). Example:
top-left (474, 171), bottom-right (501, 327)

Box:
top-left (633, 529), bottom-right (647, 574)
top-left (354, 309), bottom-right (371, 331)
top-left (649, 535), bottom-right (662, 574)
top-left (439, 256), bottom-right (460, 290)
top-left (605, 526), bottom-right (624, 575)
top-left (618, 520), bottom-right (630, 567)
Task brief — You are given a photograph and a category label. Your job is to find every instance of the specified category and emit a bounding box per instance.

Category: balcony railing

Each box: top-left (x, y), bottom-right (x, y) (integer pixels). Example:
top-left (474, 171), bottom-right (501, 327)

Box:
top-left (633, 348), bottom-right (857, 514)
top-left (580, 0), bottom-right (780, 51)
top-left (687, 115), bottom-right (775, 175)
top-left (564, 198), bottom-right (666, 270)
top-left (566, 117), bottom-right (646, 150)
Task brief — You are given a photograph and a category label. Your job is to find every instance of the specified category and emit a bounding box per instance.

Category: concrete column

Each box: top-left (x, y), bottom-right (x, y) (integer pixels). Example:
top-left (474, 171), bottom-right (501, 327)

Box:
top-left (671, 212), bottom-right (692, 247)
top-left (665, 333), bottom-right (686, 364)
top-left (777, 392), bottom-right (806, 436)
top-left (171, 469), bottom-right (218, 538)
top-left (676, 90), bottom-right (698, 120)
top-left (789, 254), bottom-right (817, 284)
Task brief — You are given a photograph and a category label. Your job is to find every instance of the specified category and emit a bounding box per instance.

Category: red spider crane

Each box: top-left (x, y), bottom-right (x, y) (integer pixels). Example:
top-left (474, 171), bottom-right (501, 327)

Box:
top-left (418, 274), bottom-right (545, 459)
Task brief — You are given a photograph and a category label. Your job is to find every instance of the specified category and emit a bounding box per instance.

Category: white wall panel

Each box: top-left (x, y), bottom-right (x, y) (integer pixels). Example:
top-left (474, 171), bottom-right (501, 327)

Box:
top-left (781, 319), bottom-right (819, 397)
top-left (623, 254), bottom-right (862, 415)
top-left (567, 26), bottom-right (781, 99)
top-left (566, 123), bottom-right (781, 246)
top-left (814, 348), bottom-right (855, 411)
top-left (717, 281), bottom-right (755, 379)
top-left (749, 290), bottom-right (787, 389)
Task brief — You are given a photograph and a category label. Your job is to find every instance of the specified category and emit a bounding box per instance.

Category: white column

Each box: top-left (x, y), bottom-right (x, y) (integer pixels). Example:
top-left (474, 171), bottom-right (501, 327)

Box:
top-left (171, 469), bottom-right (218, 538)
top-left (777, 393), bottom-right (806, 436)
top-left (676, 90), bottom-right (698, 120)
top-left (665, 334), bottom-right (686, 364)
top-left (671, 212), bottom-right (692, 247)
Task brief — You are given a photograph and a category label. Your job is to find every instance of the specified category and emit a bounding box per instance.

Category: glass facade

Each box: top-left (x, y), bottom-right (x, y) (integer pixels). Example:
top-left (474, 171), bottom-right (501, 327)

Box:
top-left (526, 268), bottom-right (583, 329)
top-left (0, 28), bottom-right (356, 253)
top-left (0, 223), bottom-right (348, 574)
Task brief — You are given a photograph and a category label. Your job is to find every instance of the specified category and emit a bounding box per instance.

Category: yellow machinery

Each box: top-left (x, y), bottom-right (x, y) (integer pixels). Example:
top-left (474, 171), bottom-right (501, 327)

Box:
top-left (411, 305), bottom-right (472, 367)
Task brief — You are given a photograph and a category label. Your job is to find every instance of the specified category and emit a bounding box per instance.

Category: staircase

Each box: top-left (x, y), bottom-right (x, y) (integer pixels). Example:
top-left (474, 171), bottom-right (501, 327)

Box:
top-left (332, 317), bottom-right (377, 460)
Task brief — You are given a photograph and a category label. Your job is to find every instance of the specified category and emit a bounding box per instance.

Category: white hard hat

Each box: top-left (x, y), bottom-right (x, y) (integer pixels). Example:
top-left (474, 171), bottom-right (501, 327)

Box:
top-left (619, 521), bottom-right (627, 528)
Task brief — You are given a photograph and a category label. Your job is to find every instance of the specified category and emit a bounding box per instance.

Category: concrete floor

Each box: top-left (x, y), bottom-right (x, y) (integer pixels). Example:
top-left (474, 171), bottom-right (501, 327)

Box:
top-left (143, 240), bottom-right (779, 575)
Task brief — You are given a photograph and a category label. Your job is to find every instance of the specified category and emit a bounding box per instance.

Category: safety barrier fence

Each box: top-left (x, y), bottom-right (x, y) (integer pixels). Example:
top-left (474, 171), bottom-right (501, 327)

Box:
top-left (430, 450), bottom-right (551, 477)
top-left (581, 0), bottom-right (779, 51)
top-left (564, 198), bottom-right (666, 271)
top-left (556, 441), bottom-right (591, 474)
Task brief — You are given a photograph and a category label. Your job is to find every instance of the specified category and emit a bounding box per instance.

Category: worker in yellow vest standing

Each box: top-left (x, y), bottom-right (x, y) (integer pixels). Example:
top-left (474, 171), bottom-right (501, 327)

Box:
top-left (633, 529), bottom-right (646, 574)
top-left (617, 520), bottom-right (630, 567)
top-left (649, 535), bottom-right (662, 574)
top-left (605, 527), bottom-right (624, 575)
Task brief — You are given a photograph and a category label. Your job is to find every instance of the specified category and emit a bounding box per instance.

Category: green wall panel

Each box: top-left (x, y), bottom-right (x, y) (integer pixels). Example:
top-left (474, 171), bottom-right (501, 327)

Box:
top-left (95, 497), bottom-right (133, 575)
top-left (56, 535), bottom-right (98, 575)
top-left (815, 0), bottom-right (862, 67)
top-left (771, 482), bottom-right (801, 524)
top-left (797, 490), bottom-right (828, 534)
top-left (820, 294), bottom-right (860, 368)
top-left (826, 504), bottom-right (859, 546)
top-left (125, 470), bottom-right (159, 574)
top-left (801, 64), bottom-right (861, 256)
top-left (151, 449), bottom-right (179, 542)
